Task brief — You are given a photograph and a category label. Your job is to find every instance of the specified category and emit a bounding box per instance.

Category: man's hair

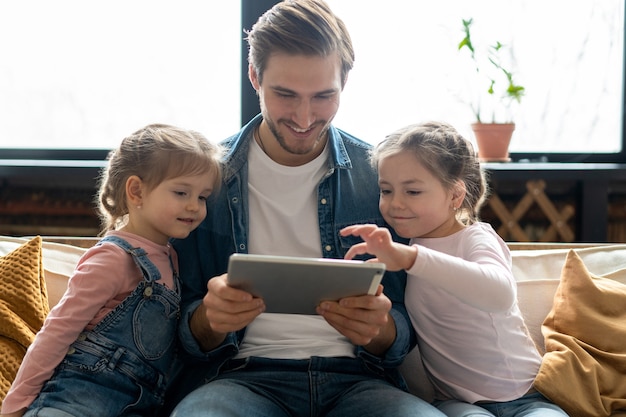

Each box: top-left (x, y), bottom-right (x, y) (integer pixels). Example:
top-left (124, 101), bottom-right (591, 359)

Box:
top-left (246, 0), bottom-right (354, 88)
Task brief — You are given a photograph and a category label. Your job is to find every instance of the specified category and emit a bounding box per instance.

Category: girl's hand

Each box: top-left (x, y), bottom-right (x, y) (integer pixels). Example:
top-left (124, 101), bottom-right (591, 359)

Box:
top-left (340, 224), bottom-right (417, 271)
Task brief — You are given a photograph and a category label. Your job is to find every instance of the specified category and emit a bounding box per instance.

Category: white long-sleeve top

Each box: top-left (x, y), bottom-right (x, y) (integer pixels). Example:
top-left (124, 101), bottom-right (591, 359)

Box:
top-left (406, 222), bottom-right (541, 404)
top-left (2, 231), bottom-right (177, 415)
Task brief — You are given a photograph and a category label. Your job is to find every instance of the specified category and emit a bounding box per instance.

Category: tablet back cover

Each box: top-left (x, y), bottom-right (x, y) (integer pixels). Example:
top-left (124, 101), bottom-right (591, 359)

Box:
top-left (227, 254), bottom-right (386, 314)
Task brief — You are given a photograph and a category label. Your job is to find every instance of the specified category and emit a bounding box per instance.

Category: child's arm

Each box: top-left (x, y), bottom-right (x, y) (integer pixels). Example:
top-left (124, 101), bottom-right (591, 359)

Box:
top-left (1, 409), bottom-right (25, 417)
top-left (340, 224), bottom-right (417, 271)
top-left (407, 239), bottom-right (516, 312)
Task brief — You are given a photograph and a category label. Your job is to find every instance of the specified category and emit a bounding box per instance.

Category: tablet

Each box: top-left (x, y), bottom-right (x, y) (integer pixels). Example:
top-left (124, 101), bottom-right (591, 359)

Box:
top-left (227, 253), bottom-right (386, 314)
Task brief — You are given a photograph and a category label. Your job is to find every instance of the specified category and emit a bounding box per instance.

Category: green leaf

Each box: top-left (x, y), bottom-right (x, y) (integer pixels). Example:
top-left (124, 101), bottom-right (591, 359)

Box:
top-left (458, 17), bottom-right (525, 120)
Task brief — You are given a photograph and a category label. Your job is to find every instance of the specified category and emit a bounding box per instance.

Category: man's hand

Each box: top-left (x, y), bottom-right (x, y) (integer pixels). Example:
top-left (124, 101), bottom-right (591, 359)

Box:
top-left (190, 273), bottom-right (265, 351)
top-left (316, 285), bottom-right (396, 356)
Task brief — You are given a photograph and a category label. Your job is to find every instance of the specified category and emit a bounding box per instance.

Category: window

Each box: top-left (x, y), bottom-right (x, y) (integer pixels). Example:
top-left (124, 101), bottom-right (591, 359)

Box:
top-left (327, 0), bottom-right (625, 162)
top-left (0, 0), bottom-right (241, 156)
top-left (1, 0), bottom-right (624, 163)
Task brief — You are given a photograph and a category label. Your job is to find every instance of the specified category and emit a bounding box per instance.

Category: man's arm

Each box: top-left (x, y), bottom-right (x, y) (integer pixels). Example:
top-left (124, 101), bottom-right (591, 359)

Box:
top-left (364, 311), bottom-right (397, 356)
top-left (188, 301), bottom-right (228, 352)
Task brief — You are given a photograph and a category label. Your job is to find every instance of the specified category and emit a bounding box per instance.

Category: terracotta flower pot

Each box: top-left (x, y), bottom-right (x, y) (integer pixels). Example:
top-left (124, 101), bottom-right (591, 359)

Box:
top-left (471, 122), bottom-right (515, 162)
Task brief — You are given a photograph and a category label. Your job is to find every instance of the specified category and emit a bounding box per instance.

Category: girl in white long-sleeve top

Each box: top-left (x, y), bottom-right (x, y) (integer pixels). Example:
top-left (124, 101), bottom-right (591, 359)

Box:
top-left (341, 121), bottom-right (568, 417)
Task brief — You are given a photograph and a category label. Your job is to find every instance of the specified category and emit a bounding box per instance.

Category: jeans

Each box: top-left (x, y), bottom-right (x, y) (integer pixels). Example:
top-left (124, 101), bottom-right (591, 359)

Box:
top-left (170, 356), bottom-right (446, 417)
top-left (435, 392), bottom-right (568, 417)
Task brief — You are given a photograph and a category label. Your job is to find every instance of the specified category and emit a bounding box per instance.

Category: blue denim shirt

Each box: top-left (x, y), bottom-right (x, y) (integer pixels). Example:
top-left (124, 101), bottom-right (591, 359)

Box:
top-left (172, 114), bottom-right (414, 390)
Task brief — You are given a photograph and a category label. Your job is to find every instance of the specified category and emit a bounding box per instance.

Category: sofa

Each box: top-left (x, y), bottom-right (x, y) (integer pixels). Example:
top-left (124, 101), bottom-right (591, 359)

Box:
top-left (1, 236), bottom-right (626, 416)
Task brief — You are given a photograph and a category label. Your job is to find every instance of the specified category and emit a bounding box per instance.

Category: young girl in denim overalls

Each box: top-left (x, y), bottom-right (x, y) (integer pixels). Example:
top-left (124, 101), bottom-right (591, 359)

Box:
top-left (1, 124), bottom-right (222, 417)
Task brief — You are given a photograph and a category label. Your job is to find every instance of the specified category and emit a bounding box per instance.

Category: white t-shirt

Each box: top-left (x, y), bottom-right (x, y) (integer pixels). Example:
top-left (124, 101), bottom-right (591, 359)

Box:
top-left (236, 138), bottom-right (354, 359)
top-left (406, 222), bottom-right (541, 403)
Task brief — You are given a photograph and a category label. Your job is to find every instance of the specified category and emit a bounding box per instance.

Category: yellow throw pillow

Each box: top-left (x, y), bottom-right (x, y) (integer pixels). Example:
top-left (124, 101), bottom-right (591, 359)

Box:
top-left (0, 236), bottom-right (49, 406)
top-left (534, 250), bottom-right (626, 417)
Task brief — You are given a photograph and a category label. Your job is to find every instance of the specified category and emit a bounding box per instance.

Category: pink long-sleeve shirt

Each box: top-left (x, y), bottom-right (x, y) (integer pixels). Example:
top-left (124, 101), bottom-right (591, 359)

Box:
top-left (406, 222), bottom-right (541, 404)
top-left (2, 231), bottom-right (177, 415)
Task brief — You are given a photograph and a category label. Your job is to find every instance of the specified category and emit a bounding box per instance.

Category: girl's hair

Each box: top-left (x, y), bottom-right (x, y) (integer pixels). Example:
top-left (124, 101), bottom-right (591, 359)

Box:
top-left (96, 123), bottom-right (223, 234)
top-left (372, 121), bottom-right (489, 224)
top-left (246, 0), bottom-right (354, 88)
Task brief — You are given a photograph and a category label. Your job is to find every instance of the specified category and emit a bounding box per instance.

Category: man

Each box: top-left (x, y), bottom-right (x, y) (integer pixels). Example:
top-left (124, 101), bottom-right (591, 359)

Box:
top-left (170, 1), bottom-right (444, 416)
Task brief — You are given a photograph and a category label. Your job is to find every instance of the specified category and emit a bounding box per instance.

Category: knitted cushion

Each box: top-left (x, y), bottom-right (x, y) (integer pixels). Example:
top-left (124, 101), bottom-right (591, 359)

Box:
top-left (0, 236), bottom-right (49, 407)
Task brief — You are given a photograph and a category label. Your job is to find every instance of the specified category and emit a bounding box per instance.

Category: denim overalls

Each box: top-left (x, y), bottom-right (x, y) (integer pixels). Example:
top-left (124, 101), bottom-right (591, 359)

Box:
top-left (26, 236), bottom-right (181, 417)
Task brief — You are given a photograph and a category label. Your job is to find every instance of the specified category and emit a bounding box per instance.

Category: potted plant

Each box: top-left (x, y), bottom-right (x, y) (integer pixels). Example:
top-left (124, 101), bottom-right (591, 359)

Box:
top-left (458, 18), bottom-right (525, 161)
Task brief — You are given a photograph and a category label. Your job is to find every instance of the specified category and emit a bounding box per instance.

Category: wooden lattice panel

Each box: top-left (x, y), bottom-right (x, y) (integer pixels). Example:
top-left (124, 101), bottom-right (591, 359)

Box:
top-left (487, 179), bottom-right (575, 242)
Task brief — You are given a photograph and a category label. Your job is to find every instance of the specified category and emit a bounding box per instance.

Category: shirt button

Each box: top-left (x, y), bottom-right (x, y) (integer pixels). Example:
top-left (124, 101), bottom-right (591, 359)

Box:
top-left (324, 245), bottom-right (332, 252)
top-left (67, 347), bottom-right (76, 355)
top-left (239, 243), bottom-right (246, 250)
top-left (320, 198), bottom-right (327, 205)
